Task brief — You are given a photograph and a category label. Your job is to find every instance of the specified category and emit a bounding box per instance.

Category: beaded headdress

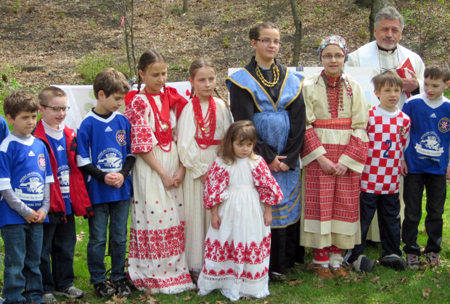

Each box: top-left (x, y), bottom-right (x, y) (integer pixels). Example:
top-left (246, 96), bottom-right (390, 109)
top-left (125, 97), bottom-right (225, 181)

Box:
top-left (317, 35), bottom-right (349, 62)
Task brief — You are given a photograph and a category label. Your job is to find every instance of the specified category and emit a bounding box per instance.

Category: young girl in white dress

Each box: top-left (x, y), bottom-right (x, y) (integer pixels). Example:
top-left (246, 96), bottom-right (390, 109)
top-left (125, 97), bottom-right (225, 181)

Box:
top-left (197, 120), bottom-right (283, 302)
top-left (177, 59), bottom-right (232, 282)
top-left (124, 49), bottom-right (195, 294)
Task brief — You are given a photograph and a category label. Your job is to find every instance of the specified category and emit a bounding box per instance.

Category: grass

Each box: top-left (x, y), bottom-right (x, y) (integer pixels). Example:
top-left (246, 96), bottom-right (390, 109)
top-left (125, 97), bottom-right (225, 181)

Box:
top-left (1, 189), bottom-right (446, 304)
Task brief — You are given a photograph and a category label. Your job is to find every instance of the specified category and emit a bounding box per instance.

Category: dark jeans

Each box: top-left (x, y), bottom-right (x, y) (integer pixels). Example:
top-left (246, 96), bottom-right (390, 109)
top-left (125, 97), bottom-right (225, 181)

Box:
top-left (2, 223), bottom-right (44, 304)
top-left (348, 192), bottom-right (401, 263)
top-left (269, 220), bottom-right (304, 274)
top-left (402, 173), bottom-right (446, 255)
top-left (40, 213), bottom-right (77, 293)
top-left (87, 200), bottom-right (130, 285)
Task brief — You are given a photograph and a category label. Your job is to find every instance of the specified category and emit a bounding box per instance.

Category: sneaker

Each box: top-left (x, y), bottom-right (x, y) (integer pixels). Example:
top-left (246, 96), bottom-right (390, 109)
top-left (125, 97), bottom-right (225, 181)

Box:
top-left (379, 254), bottom-right (407, 271)
top-left (330, 266), bottom-right (350, 278)
top-left (54, 286), bottom-right (85, 299)
top-left (352, 255), bottom-right (376, 272)
top-left (94, 281), bottom-right (115, 299)
top-left (269, 272), bottom-right (287, 282)
top-left (406, 253), bottom-right (420, 270)
top-left (310, 264), bottom-right (335, 279)
top-left (41, 293), bottom-right (58, 304)
top-left (115, 278), bottom-right (132, 298)
top-left (426, 252), bottom-right (441, 267)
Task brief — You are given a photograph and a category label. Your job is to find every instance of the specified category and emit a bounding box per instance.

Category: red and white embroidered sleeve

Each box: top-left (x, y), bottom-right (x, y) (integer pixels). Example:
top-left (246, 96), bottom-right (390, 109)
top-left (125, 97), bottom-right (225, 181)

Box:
top-left (124, 96), bottom-right (154, 154)
top-left (300, 127), bottom-right (323, 158)
top-left (252, 158), bottom-right (283, 206)
top-left (203, 161), bottom-right (230, 210)
top-left (343, 135), bottom-right (369, 165)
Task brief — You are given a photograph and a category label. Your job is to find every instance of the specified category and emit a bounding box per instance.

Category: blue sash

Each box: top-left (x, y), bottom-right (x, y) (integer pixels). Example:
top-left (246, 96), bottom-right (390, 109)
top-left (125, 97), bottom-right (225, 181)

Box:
top-left (226, 68), bottom-right (303, 227)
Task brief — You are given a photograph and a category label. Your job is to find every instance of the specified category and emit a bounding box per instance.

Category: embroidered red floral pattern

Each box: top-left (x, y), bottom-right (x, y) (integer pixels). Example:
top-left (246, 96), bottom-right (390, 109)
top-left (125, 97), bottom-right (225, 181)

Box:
top-left (202, 266), bottom-right (269, 281)
top-left (203, 161), bottom-right (230, 209)
top-left (203, 234), bottom-right (271, 265)
top-left (124, 95), bottom-right (154, 154)
top-left (129, 222), bottom-right (186, 260)
top-left (133, 272), bottom-right (192, 290)
top-left (251, 158), bottom-right (283, 206)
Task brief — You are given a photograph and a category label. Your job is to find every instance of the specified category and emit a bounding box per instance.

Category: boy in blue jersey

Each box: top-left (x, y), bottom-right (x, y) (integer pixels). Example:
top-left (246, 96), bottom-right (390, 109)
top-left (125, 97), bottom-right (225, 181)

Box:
top-left (401, 62), bottom-right (450, 270)
top-left (0, 90), bottom-right (54, 304)
top-left (35, 87), bottom-right (93, 303)
top-left (76, 68), bottom-right (135, 298)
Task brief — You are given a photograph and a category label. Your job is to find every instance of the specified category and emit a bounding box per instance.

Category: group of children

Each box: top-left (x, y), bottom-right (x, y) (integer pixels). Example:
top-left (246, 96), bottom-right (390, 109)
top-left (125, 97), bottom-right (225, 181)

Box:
top-left (0, 21), bottom-right (449, 304)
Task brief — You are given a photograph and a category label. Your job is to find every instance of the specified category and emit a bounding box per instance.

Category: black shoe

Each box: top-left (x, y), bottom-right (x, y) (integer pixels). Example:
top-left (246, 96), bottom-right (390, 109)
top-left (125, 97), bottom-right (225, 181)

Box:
top-left (379, 254), bottom-right (407, 270)
top-left (352, 255), bottom-right (376, 272)
top-left (115, 278), bottom-right (132, 298)
top-left (94, 281), bottom-right (115, 298)
top-left (269, 272), bottom-right (287, 282)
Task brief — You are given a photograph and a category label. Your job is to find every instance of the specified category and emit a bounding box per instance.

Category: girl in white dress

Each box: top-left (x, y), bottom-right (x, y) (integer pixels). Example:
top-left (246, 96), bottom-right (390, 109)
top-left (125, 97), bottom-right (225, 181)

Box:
top-left (177, 59), bottom-right (232, 281)
top-left (124, 49), bottom-right (195, 294)
top-left (198, 121), bottom-right (283, 302)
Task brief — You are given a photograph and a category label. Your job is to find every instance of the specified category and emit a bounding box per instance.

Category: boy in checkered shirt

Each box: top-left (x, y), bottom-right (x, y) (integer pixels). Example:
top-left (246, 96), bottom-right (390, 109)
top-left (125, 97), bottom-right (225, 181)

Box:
top-left (346, 71), bottom-right (410, 272)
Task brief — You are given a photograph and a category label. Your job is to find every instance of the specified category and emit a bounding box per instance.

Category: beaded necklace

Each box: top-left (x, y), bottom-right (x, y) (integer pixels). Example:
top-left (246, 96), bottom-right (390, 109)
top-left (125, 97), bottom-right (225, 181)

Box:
top-left (321, 70), bottom-right (344, 118)
top-left (193, 95), bottom-right (217, 149)
top-left (255, 64), bottom-right (280, 87)
top-left (144, 89), bottom-right (172, 152)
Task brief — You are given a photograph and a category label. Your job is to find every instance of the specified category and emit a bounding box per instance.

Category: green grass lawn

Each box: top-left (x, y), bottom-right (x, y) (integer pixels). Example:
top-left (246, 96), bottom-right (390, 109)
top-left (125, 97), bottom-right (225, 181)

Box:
top-left (1, 191), bottom-right (447, 304)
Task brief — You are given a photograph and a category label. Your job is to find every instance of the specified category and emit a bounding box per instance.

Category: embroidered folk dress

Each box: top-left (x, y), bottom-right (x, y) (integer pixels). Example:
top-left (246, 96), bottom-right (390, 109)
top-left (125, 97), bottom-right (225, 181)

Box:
top-left (300, 72), bottom-right (369, 250)
top-left (125, 93), bottom-right (195, 294)
top-left (198, 156), bottom-right (283, 302)
top-left (177, 97), bottom-right (232, 274)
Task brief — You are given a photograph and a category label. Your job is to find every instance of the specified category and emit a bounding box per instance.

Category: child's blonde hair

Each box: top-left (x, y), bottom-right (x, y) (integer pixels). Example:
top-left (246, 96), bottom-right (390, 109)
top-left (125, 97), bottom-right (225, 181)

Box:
top-left (188, 58), bottom-right (225, 102)
top-left (372, 70), bottom-right (403, 92)
top-left (4, 90), bottom-right (40, 119)
top-left (217, 120), bottom-right (257, 164)
top-left (38, 86), bottom-right (67, 106)
top-left (93, 68), bottom-right (130, 99)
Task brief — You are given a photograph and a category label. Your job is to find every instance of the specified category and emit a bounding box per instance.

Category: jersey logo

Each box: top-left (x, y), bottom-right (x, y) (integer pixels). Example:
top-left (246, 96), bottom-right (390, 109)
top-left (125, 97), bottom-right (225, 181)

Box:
top-left (430, 113), bottom-right (437, 118)
top-left (38, 153), bottom-right (46, 171)
top-left (96, 148), bottom-right (123, 172)
top-left (28, 151), bottom-right (35, 157)
top-left (116, 130), bottom-right (126, 146)
top-left (57, 145), bottom-right (65, 151)
top-left (105, 126), bottom-right (113, 132)
top-left (438, 117), bottom-right (450, 133)
top-left (15, 173), bottom-right (45, 202)
top-left (415, 131), bottom-right (444, 157)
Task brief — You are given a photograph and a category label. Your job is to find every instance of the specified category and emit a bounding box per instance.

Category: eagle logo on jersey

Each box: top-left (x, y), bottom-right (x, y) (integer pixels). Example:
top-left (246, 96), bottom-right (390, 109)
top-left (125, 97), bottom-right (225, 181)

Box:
top-left (38, 153), bottom-right (46, 171)
top-left (116, 130), bottom-right (126, 146)
top-left (415, 131), bottom-right (444, 157)
top-left (438, 117), bottom-right (450, 133)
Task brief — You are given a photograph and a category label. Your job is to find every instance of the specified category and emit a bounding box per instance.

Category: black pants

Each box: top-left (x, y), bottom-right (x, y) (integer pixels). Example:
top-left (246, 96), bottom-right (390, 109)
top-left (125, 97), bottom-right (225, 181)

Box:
top-left (348, 192), bottom-right (401, 263)
top-left (269, 220), bottom-right (304, 274)
top-left (402, 173), bottom-right (446, 255)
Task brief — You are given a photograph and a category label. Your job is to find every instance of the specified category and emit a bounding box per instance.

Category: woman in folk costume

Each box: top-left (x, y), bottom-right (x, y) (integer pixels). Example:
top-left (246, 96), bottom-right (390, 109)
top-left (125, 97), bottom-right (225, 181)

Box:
top-left (226, 22), bottom-right (306, 282)
top-left (300, 35), bottom-right (369, 278)
top-left (177, 58), bottom-right (232, 282)
top-left (124, 49), bottom-right (195, 293)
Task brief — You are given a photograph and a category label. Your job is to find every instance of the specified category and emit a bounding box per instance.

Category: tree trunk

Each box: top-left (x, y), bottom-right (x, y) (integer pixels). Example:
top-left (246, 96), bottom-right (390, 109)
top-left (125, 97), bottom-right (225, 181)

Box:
top-left (369, 0), bottom-right (388, 41)
top-left (289, 0), bottom-right (302, 67)
top-left (354, 0), bottom-right (373, 8)
top-left (182, 0), bottom-right (188, 13)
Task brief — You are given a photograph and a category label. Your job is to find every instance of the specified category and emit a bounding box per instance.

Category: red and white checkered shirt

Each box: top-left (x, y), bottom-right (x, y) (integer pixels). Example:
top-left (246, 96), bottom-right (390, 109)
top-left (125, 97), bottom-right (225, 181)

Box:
top-left (361, 106), bottom-right (411, 194)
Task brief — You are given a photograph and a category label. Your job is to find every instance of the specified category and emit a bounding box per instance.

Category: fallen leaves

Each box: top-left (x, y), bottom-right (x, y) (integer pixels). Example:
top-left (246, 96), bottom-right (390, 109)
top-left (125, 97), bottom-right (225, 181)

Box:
top-left (105, 294), bottom-right (127, 304)
top-left (287, 279), bottom-right (304, 286)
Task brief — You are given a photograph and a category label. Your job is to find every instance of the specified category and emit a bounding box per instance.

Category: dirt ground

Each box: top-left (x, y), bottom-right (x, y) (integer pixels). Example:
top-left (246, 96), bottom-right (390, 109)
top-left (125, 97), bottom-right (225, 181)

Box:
top-left (0, 0), bottom-right (448, 94)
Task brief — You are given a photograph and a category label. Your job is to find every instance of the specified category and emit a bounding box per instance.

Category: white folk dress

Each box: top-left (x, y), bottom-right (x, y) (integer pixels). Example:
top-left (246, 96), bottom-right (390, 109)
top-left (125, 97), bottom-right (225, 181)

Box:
top-left (125, 93), bottom-right (195, 294)
top-left (177, 97), bottom-right (232, 274)
top-left (197, 156), bottom-right (283, 302)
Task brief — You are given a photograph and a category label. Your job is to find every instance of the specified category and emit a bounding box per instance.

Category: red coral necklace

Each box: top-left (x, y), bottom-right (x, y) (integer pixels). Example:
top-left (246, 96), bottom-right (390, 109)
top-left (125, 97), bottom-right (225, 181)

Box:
top-left (192, 95), bottom-right (216, 149)
top-left (144, 88), bottom-right (172, 152)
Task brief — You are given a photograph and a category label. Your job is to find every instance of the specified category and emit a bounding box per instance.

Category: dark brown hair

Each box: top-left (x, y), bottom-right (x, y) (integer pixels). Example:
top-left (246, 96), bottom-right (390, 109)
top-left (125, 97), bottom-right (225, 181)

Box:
top-left (249, 22), bottom-right (279, 41)
top-left (4, 90), bottom-right (40, 119)
top-left (217, 120), bottom-right (257, 164)
top-left (93, 68), bottom-right (130, 99)
top-left (424, 62), bottom-right (450, 82)
top-left (38, 86), bottom-right (67, 106)
top-left (137, 49), bottom-right (166, 92)
top-left (372, 70), bottom-right (403, 92)
top-left (188, 58), bottom-right (225, 102)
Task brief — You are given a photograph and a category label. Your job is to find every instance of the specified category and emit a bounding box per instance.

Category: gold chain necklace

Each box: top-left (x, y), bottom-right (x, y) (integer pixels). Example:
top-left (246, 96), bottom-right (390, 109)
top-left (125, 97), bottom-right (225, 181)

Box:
top-left (255, 65), bottom-right (280, 87)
